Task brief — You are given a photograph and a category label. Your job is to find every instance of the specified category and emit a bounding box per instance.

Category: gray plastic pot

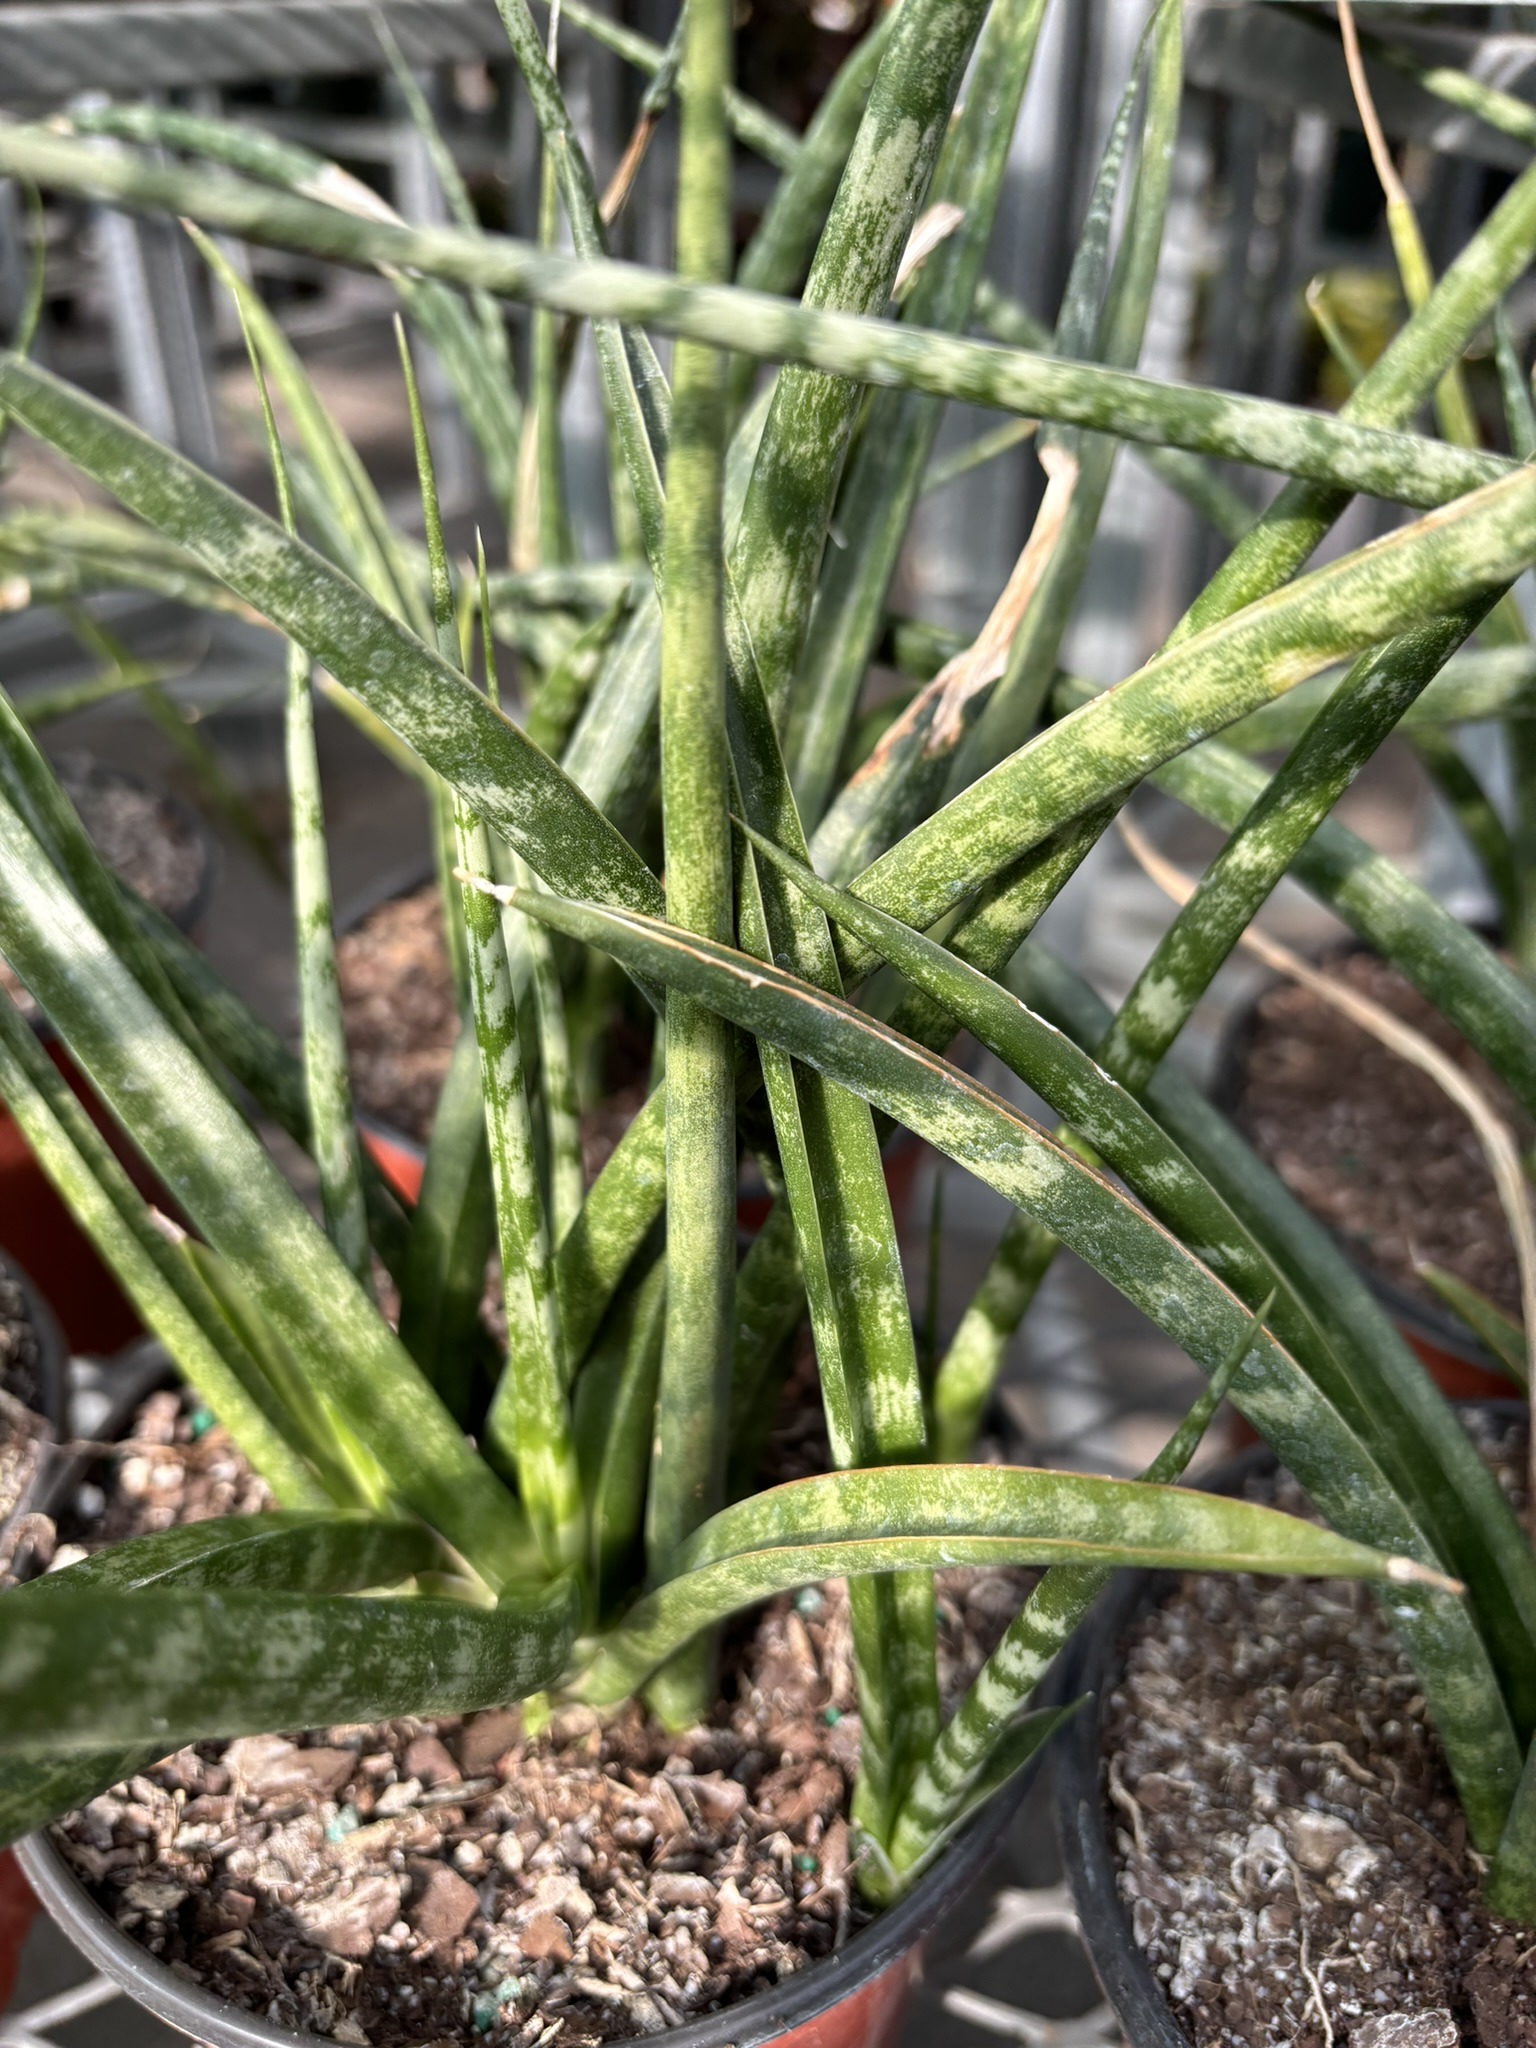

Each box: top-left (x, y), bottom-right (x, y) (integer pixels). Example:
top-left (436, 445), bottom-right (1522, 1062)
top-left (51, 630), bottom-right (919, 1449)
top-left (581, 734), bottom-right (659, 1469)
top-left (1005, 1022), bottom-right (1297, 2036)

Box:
top-left (19, 1754), bottom-right (1035, 2048)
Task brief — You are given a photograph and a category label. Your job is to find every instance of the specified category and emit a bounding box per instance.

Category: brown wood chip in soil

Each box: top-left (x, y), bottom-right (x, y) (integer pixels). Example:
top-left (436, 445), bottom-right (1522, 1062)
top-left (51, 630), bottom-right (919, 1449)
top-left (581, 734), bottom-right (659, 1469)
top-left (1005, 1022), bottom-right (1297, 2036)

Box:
top-left (1230, 950), bottom-right (1529, 1318)
top-left (1107, 1411), bottom-right (1535, 2047)
top-left (335, 883), bottom-right (650, 1167)
top-left (42, 1392), bottom-right (1033, 2047)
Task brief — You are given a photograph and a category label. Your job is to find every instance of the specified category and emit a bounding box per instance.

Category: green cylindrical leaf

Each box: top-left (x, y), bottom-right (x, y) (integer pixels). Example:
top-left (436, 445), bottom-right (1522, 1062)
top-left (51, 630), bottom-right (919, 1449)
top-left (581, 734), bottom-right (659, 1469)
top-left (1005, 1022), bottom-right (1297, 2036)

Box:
top-left (0, 136), bottom-right (1512, 510)
top-left (1174, 153), bottom-right (1536, 639)
top-left (1098, 598), bottom-right (1499, 1094)
top-left (727, 0), bottom-right (990, 724)
top-left (11, 1513), bottom-right (439, 1603)
top-left (785, 0), bottom-right (1052, 821)
top-left (644, 0), bottom-right (739, 1729)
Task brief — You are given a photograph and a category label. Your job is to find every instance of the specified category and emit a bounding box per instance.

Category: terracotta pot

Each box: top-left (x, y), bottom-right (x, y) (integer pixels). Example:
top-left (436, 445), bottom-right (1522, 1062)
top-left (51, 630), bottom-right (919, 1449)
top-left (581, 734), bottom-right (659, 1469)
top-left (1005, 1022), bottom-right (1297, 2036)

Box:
top-left (0, 772), bottom-right (218, 1355)
top-left (0, 1848), bottom-right (40, 2014)
top-left (18, 1759), bottom-right (1033, 2048)
top-left (358, 1114), bottom-right (427, 1206)
top-left (1210, 948), bottom-right (1514, 1404)
top-left (0, 1040), bottom-right (169, 1356)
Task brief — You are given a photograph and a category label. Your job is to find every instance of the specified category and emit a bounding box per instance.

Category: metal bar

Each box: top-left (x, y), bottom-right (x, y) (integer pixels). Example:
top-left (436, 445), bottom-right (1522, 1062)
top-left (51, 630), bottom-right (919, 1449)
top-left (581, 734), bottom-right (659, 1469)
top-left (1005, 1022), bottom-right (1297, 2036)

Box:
top-left (1186, 0), bottom-right (1535, 173)
top-left (0, 0), bottom-right (508, 100)
top-left (0, 1971), bottom-right (123, 2040)
top-left (92, 198), bottom-right (222, 470)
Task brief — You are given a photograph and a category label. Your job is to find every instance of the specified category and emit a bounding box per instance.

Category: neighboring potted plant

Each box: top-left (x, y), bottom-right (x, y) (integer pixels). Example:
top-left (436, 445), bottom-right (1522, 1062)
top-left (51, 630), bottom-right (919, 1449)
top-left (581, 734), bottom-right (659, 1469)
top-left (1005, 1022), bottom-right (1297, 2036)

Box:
top-left (0, 752), bottom-right (220, 1353)
top-left (1, 2), bottom-right (1536, 2045)
top-left (1214, 943), bottom-right (1528, 1399)
top-left (1147, 0), bottom-right (1536, 1414)
top-left (0, 1247), bottom-right (65, 2009)
top-left (1047, 1408), bottom-right (1536, 2048)
top-left (334, 860), bottom-right (656, 1216)
top-left (0, 1245), bottom-right (67, 1566)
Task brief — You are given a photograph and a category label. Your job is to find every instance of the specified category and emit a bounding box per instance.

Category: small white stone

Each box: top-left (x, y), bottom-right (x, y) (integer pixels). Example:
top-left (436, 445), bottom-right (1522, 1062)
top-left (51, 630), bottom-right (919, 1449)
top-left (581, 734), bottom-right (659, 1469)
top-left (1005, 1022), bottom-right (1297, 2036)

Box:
top-left (1351, 2012), bottom-right (1457, 2048)
top-left (372, 1778), bottom-right (422, 1817)
top-left (1169, 1932), bottom-right (1208, 2002)
top-left (1282, 1808), bottom-right (1366, 1875)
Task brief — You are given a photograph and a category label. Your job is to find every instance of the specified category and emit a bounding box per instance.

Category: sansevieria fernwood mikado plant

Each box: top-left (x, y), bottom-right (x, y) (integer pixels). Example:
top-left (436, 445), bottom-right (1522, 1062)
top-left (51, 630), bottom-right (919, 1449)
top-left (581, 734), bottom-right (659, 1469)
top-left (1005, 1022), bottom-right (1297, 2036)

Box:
top-left (3, 0), bottom-right (1536, 1934)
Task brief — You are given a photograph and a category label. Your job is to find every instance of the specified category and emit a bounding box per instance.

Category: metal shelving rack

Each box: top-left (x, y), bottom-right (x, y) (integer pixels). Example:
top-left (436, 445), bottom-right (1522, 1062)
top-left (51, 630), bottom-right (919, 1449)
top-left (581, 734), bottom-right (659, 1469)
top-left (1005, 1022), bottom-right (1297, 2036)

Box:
top-left (0, 0), bottom-right (510, 99)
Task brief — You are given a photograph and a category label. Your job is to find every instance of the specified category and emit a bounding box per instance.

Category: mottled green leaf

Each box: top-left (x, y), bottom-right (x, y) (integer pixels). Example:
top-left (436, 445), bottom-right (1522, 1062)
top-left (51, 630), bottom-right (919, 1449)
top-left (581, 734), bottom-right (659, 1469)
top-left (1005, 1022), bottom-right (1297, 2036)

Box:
top-left (579, 1464), bottom-right (1446, 1704)
top-left (0, 1578), bottom-right (577, 1757)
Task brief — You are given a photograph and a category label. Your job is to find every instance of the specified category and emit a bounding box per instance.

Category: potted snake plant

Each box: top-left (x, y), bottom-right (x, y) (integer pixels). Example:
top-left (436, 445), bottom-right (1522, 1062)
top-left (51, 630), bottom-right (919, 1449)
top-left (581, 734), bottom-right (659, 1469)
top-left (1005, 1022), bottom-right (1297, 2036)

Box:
top-left (0, 2), bottom-right (1535, 2044)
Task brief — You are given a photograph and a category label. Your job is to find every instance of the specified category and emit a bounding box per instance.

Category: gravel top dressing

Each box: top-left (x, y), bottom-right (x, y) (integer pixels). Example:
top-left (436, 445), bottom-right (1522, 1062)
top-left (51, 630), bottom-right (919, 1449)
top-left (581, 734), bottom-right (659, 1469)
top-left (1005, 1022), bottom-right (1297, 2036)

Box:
top-left (47, 1391), bottom-right (1031, 2047)
top-left (1107, 1413), bottom-right (1535, 2048)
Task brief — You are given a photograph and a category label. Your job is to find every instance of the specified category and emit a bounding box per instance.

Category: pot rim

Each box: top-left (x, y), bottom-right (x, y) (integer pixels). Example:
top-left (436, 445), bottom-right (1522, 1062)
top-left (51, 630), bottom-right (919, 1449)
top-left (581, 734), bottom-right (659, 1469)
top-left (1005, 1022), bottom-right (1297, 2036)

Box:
top-left (1045, 1561), bottom-right (1202, 2048)
top-left (0, 1245), bottom-right (70, 1543)
top-left (19, 1753), bottom-right (1031, 2048)
top-left (0, 1245), bottom-right (68, 1442)
top-left (334, 853), bottom-right (439, 943)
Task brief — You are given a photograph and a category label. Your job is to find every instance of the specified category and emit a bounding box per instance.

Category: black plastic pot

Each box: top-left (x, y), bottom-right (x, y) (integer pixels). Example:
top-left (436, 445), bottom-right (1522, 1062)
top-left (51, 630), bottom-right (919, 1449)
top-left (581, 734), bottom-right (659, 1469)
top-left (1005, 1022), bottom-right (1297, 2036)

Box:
top-left (0, 1249), bottom-right (67, 1438)
top-left (0, 1247), bottom-right (69, 1536)
top-left (1047, 1416), bottom-right (1520, 2044)
top-left (20, 1756), bottom-right (1036, 2048)
top-left (26, 1336), bottom-right (181, 1538)
top-left (1048, 1562), bottom-right (1206, 2047)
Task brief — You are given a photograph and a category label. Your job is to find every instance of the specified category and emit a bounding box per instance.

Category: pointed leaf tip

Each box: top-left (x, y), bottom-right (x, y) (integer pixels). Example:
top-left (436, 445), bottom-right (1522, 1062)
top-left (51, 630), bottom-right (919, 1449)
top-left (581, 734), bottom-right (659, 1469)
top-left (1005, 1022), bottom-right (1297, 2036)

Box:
top-left (1387, 1556), bottom-right (1464, 1595)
